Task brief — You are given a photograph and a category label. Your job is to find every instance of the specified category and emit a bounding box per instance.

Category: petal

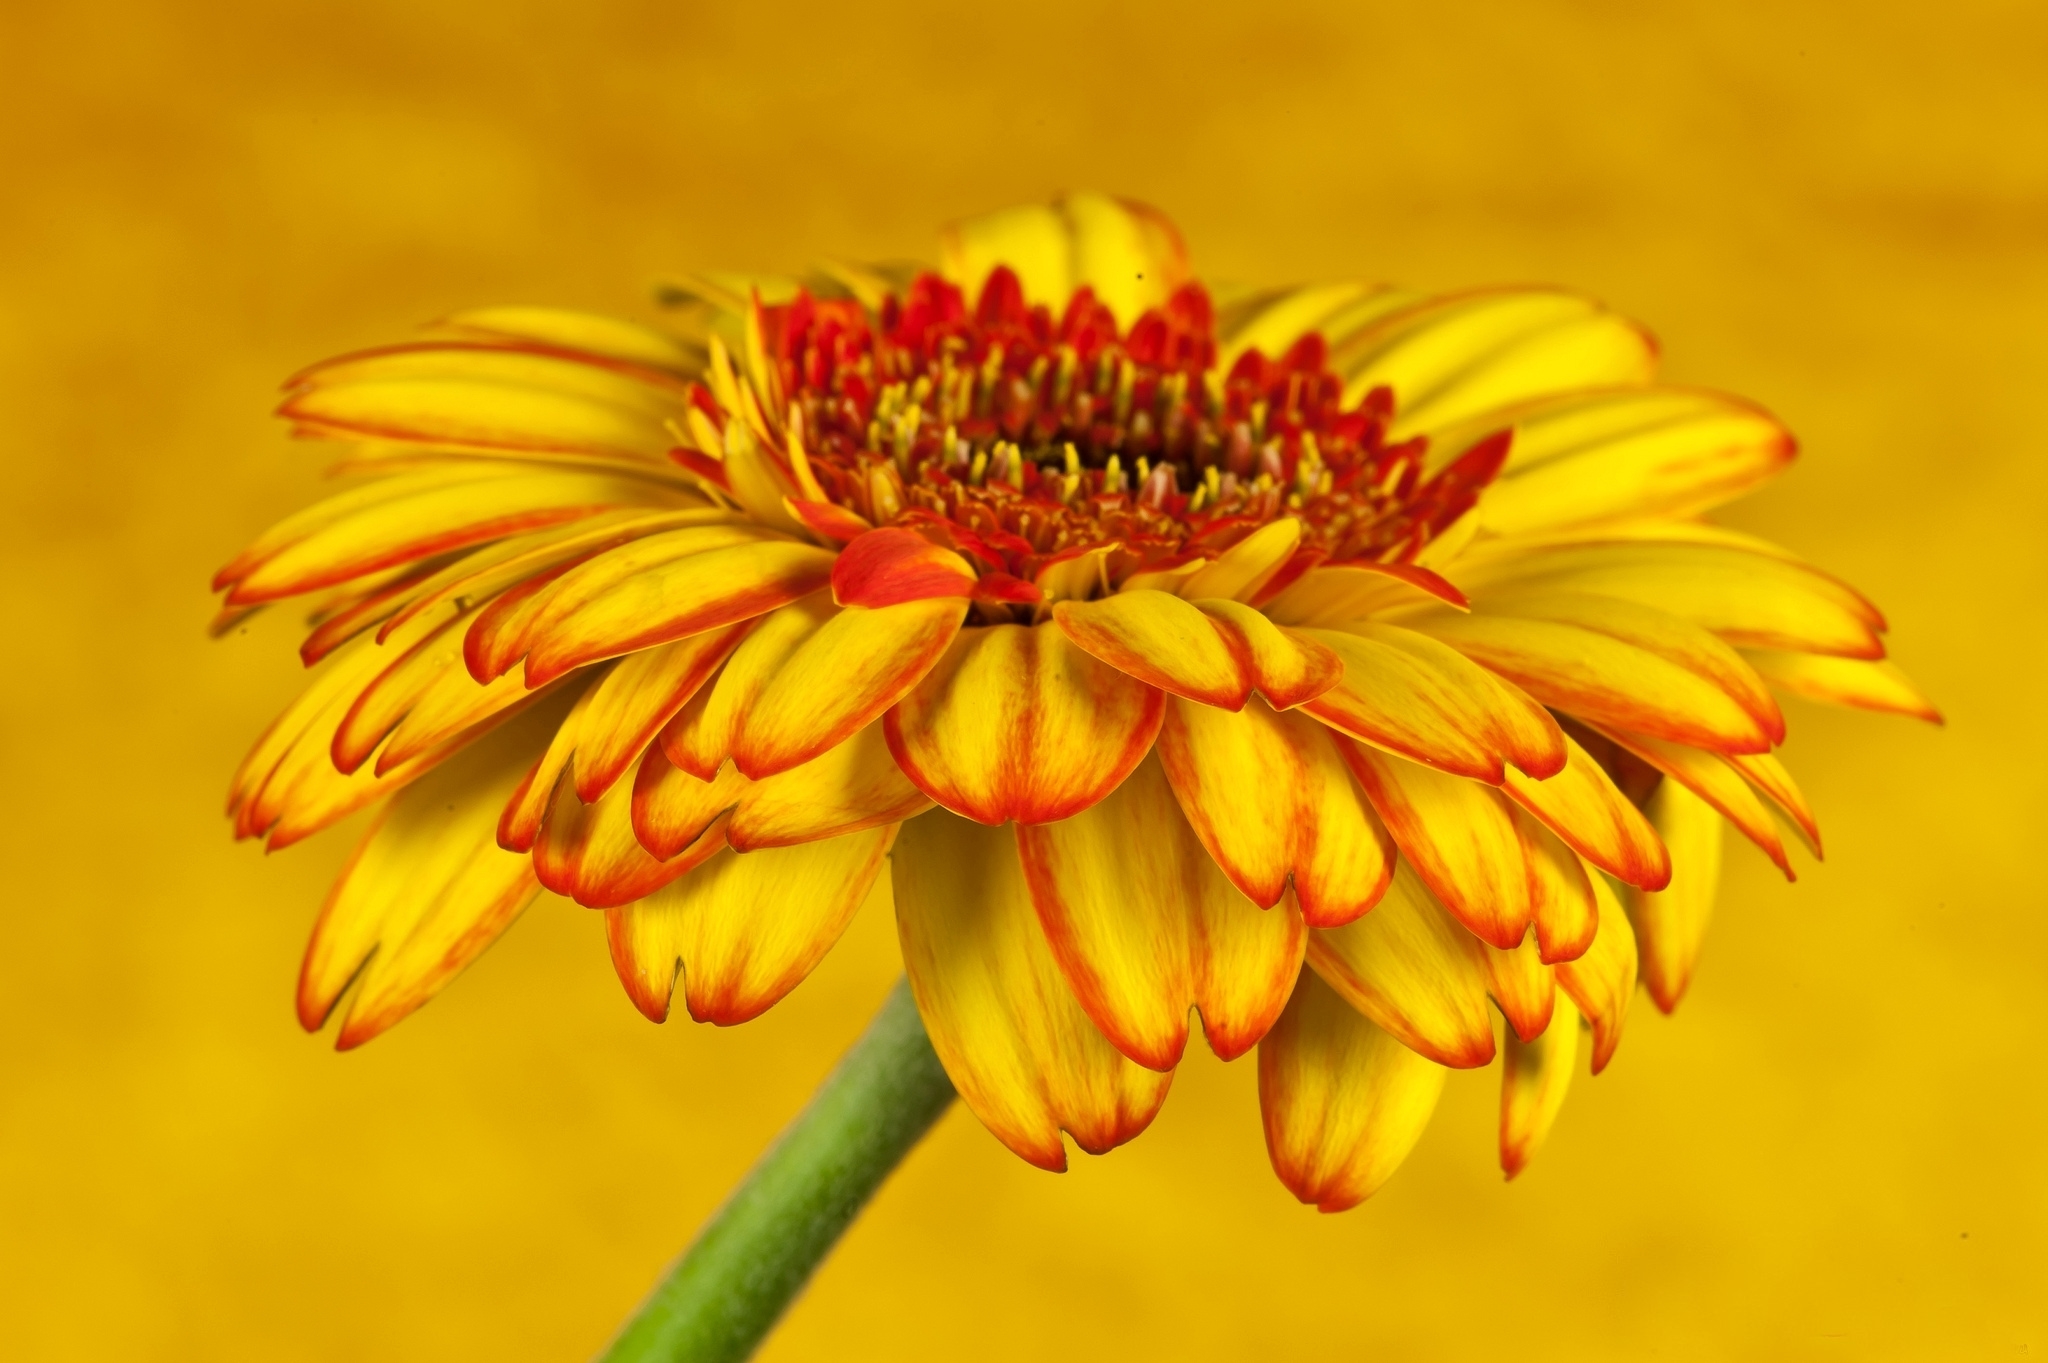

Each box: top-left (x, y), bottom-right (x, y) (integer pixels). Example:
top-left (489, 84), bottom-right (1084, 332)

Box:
top-left (1456, 540), bottom-right (1886, 659)
top-left (1015, 756), bottom-right (1305, 1069)
top-left (1500, 992), bottom-right (1581, 1179)
top-left (1327, 288), bottom-right (1658, 437)
top-left (1723, 749), bottom-right (1822, 857)
top-left (1485, 932), bottom-right (1557, 1044)
top-left (1518, 807), bottom-right (1599, 966)
top-left (727, 721), bottom-right (933, 851)
top-left (893, 811), bottom-right (1173, 1171)
top-left (1194, 600), bottom-right (1342, 710)
top-left (1466, 387), bottom-right (1797, 536)
top-left (939, 191), bottom-right (1190, 328)
top-left (630, 745), bottom-right (750, 862)
top-left (1554, 869), bottom-right (1637, 1072)
top-left (831, 527), bottom-right (978, 606)
top-left (532, 756), bottom-right (728, 908)
top-left (1257, 969), bottom-right (1446, 1212)
top-left (428, 306), bottom-right (699, 371)
top-left (298, 713), bottom-right (549, 1048)
top-left (223, 469), bottom-right (684, 605)
top-left (658, 595), bottom-right (835, 779)
top-left (1156, 695), bottom-right (1393, 927)
top-left (604, 824), bottom-right (895, 1025)
top-left (1623, 780), bottom-right (1725, 1014)
top-left (733, 596), bottom-right (967, 779)
top-left (1501, 735), bottom-right (1672, 891)
top-left (1053, 590), bottom-right (1250, 709)
top-left (1742, 649), bottom-right (1943, 723)
top-left (1592, 725), bottom-right (1795, 876)
top-left (523, 537), bottom-right (837, 685)
top-left (1412, 594), bottom-right (1779, 755)
top-left (1300, 621), bottom-right (1565, 783)
top-left (1338, 743), bottom-right (1533, 950)
top-left (1305, 859), bottom-right (1496, 1069)
top-left (1220, 281), bottom-right (1416, 364)
top-left (884, 621), bottom-right (1164, 825)
top-left (562, 623), bottom-right (753, 801)
top-left (1176, 519), bottom-right (1302, 602)
top-left (1260, 561), bottom-right (1471, 626)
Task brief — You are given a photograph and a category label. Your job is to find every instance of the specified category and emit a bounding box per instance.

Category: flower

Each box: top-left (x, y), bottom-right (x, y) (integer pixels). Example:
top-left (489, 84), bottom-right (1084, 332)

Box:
top-left (218, 192), bottom-right (1938, 1208)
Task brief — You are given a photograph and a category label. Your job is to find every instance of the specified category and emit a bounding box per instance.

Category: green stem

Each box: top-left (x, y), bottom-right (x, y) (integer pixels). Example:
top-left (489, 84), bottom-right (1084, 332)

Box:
top-left (597, 977), bottom-right (957, 1363)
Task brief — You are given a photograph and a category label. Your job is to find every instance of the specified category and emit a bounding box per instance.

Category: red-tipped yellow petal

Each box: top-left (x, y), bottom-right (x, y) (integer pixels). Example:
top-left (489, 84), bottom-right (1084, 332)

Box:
top-left (1194, 600), bottom-right (1342, 710)
top-left (733, 597), bottom-right (967, 779)
top-left (331, 614), bottom-right (508, 774)
top-left (1501, 735), bottom-right (1671, 891)
top-left (1156, 696), bottom-right (1393, 926)
top-left (298, 715), bottom-right (548, 1048)
top-left (1500, 992), bottom-right (1581, 1178)
top-left (1518, 807), bottom-right (1599, 966)
top-left (1339, 743), bottom-right (1533, 950)
top-left (429, 307), bottom-right (698, 371)
top-left (1624, 780), bottom-right (1724, 1013)
top-left (224, 470), bottom-right (679, 606)
top-left (533, 762), bottom-right (726, 908)
top-left (1743, 649), bottom-right (1943, 723)
top-left (1485, 933), bottom-right (1557, 1043)
top-left (1300, 621), bottom-right (1564, 783)
top-left (1554, 869), bottom-right (1637, 1072)
top-left (565, 623), bottom-right (752, 801)
top-left (1458, 541), bottom-right (1886, 659)
top-left (1177, 519), bottom-right (1302, 602)
top-left (1257, 969), bottom-right (1446, 1212)
top-left (727, 721), bottom-right (932, 851)
top-left (630, 746), bottom-right (750, 862)
top-left (1330, 287), bottom-right (1658, 437)
top-left (523, 537), bottom-right (836, 685)
top-left (1052, 590), bottom-right (1250, 709)
top-left (1015, 756), bottom-right (1305, 1069)
top-left (1414, 595), bottom-right (1779, 755)
top-left (1259, 562), bottom-right (1470, 627)
top-left (830, 527), bottom-right (978, 606)
top-left (1595, 726), bottom-right (1794, 875)
top-left (1466, 387), bottom-right (1797, 537)
top-left (1724, 749), bottom-right (1822, 857)
top-left (894, 811), bottom-right (1174, 1171)
top-left (658, 595), bottom-right (835, 779)
top-left (1305, 859), bottom-right (1496, 1069)
top-left (604, 825), bottom-right (895, 1025)
top-left (884, 622), bottom-right (1164, 826)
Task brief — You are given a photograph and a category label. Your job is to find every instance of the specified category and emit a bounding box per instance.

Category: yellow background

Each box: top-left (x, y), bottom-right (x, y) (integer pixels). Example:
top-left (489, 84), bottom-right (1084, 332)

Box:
top-left (2, 1), bottom-right (2040, 1358)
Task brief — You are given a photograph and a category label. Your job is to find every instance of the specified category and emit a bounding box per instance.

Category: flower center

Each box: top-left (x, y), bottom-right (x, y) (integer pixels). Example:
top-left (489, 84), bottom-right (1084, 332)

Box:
top-left (735, 267), bottom-right (1508, 590)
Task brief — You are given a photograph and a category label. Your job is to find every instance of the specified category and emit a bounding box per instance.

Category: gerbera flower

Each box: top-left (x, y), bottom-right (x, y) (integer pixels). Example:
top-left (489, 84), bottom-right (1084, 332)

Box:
top-left (218, 191), bottom-right (1937, 1210)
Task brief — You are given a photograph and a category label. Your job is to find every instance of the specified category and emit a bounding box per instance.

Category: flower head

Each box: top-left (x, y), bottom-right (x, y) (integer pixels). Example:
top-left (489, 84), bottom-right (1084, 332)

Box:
top-left (219, 193), bottom-right (1937, 1206)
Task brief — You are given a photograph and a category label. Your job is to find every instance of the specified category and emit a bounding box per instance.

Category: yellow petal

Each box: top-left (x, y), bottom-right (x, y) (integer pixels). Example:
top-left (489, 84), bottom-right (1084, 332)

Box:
top-left (884, 621), bottom-right (1164, 825)
top-left (1593, 725), bottom-right (1794, 876)
top-left (1053, 589), bottom-right (1249, 709)
top-left (1464, 387), bottom-right (1796, 536)
top-left (1723, 749), bottom-right (1822, 857)
top-left (1259, 561), bottom-right (1471, 627)
top-left (1500, 992), bottom-right (1581, 1178)
top-left (1219, 281), bottom-right (1414, 364)
top-left (561, 623), bottom-right (753, 801)
top-left (299, 713), bottom-right (550, 1049)
top-left (604, 825), bottom-right (895, 1025)
top-left (430, 306), bottom-right (700, 371)
top-left (1015, 756), bottom-right (1305, 1068)
top-left (939, 191), bottom-right (1190, 327)
top-left (1554, 869), bottom-right (1638, 1072)
top-left (532, 755), bottom-right (726, 908)
top-left (1623, 779), bottom-right (1724, 1014)
top-left (629, 746), bottom-right (749, 862)
top-left (1518, 806), bottom-right (1599, 966)
top-left (1412, 594), bottom-right (1779, 755)
top-left (1194, 600), bottom-right (1342, 710)
top-left (733, 597), bottom-right (967, 779)
top-left (1501, 734), bottom-right (1671, 891)
top-left (1175, 519), bottom-right (1302, 602)
top-left (1305, 859), bottom-right (1496, 1069)
top-left (1742, 649), bottom-right (1943, 723)
top-left (1257, 969), bottom-right (1446, 1212)
top-left (894, 812), bottom-right (1173, 1171)
top-left (1485, 932), bottom-right (1557, 1043)
top-left (1156, 695), bottom-right (1393, 927)
top-left (1327, 288), bottom-right (1658, 436)
top-left (1339, 743), bottom-right (1533, 950)
top-left (726, 721), bottom-right (932, 852)
top-left (1300, 621), bottom-right (1564, 783)
top-left (658, 595), bottom-right (835, 779)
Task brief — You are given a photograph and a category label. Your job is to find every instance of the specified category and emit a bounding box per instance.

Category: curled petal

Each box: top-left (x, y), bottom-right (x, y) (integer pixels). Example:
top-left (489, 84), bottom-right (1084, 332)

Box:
top-left (1501, 992), bottom-right (1581, 1178)
top-left (1518, 807), bottom-right (1599, 965)
top-left (533, 760), bottom-right (727, 908)
top-left (1194, 600), bottom-right (1342, 710)
top-left (1554, 870), bottom-right (1638, 1072)
top-left (893, 811), bottom-right (1173, 1171)
top-left (1623, 780), bottom-right (1725, 1013)
top-left (1484, 932), bottom-right (1557, 1044)
top-left (1258, 970), bottom-right (1446, 1212)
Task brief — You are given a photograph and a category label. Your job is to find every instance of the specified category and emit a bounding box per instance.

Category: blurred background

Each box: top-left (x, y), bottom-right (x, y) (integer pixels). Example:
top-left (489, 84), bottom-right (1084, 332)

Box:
top-left (2, 1), bottom-right (2041, 1358)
